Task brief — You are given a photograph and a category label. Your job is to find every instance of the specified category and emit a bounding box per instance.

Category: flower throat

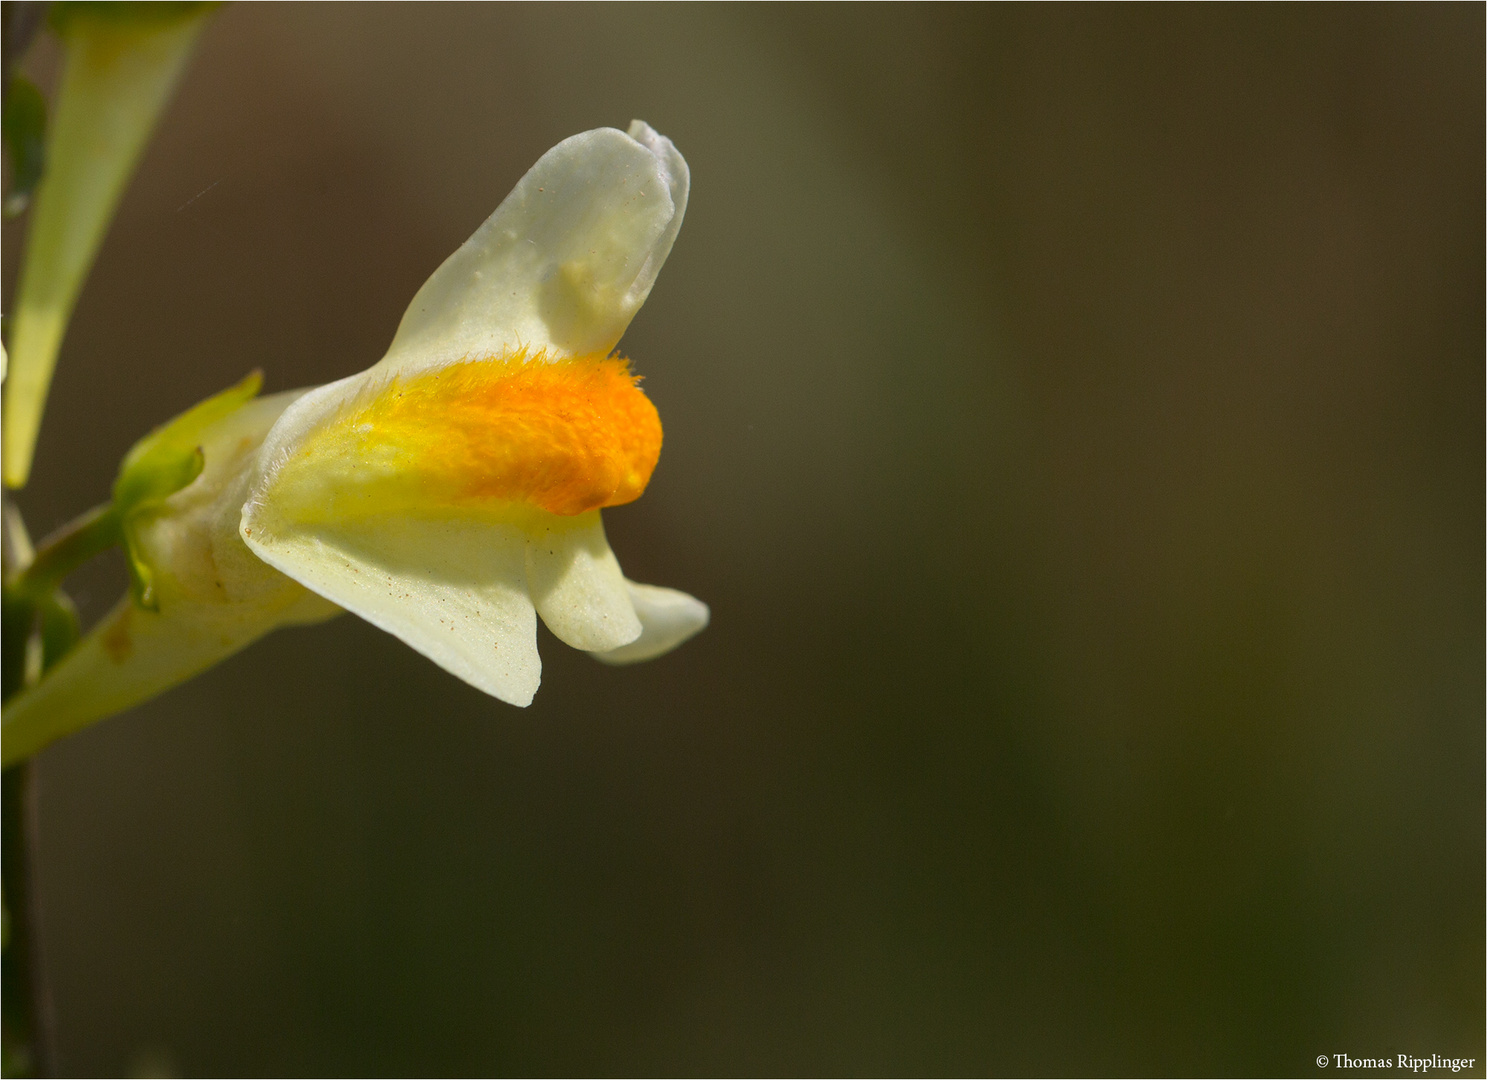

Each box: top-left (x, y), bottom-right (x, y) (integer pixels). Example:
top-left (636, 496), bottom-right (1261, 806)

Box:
top-left (276, 349), bottom-right (662, 522)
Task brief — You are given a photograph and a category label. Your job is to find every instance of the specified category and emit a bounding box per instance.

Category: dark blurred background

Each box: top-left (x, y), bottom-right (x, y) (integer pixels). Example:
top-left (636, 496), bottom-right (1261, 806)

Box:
top-left (3, 5), bottom-right (1482, 1075)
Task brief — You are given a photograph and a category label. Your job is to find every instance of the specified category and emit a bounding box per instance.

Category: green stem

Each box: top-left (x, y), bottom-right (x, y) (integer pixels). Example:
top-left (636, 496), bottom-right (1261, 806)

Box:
top-left (1, 763), bottom-right (52, 1078)
top-left (1, 500), bottom-right (86, 1078)
top-left (5, 502), bottom-right (117, 601)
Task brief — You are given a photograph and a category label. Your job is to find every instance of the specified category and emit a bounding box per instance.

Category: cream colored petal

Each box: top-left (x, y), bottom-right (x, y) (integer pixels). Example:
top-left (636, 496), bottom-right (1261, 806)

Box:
top-left (376, 122), bottom-right (689, 373)
top-left (524, 511), bottom-right (641, 652)
top-left (242, 517), bottom-right (541, 706)
top-left (592, 580), bottom-right (709, 665)
top-left (242, 372), bottom-right (363, 515)
top-left (622, 120), bottom-right (690, 324)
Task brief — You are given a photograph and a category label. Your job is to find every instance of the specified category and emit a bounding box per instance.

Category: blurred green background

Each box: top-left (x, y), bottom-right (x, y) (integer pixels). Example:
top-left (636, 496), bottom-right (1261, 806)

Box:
top-left (3, 5), bottom-right (1482, 1075)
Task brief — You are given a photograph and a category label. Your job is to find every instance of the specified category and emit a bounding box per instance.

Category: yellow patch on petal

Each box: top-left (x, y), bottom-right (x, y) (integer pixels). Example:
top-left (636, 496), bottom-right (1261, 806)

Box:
top-left (268, 350), bottom-right (661, 524)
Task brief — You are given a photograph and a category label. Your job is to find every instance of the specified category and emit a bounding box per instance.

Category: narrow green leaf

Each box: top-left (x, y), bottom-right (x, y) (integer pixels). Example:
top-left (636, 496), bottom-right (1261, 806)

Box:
top-left (2, 76), bottom-right (46, 218)
top-left (2, 3), bottom-right (215, 487)
top-left (49, 2), bottom-right (221, 32)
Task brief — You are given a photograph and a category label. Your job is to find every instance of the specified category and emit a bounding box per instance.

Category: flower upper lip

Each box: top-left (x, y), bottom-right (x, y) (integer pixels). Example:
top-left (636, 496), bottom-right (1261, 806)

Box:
top-left (374, 120), bottom-right (689, 375)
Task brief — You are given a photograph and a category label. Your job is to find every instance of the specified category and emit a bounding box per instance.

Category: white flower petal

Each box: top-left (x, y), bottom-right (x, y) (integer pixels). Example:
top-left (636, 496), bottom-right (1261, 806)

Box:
top-left (524, 511), bottom-right (641, 652)
top-left (621, 120), bottom-right (690, 323)
top-left (242, 518), bottom-right (541, 706)
top-left (378, 122), bottom-right (690, 373)
top-left (592, 580), bottom-right (709, 665)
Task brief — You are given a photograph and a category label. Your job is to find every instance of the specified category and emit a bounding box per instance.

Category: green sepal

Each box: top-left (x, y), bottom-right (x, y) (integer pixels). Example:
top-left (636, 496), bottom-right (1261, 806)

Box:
top-left (114, 440), bottom-right (204, 518)
top-left (120, 517), bottom-right (163, 610)
top-left (113, 370), bottom-right (261, 514)
top-left (2, 76), bottom-right (47, 219)
top-left (112, 370), bottom-right (262, 610)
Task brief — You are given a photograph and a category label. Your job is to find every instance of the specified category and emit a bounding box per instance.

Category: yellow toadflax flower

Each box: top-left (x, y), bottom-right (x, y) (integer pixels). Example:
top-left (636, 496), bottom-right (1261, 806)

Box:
top-left (240, 119), bottom-right (706, 703)
top-left (2, 121), bottom-right (708, 764)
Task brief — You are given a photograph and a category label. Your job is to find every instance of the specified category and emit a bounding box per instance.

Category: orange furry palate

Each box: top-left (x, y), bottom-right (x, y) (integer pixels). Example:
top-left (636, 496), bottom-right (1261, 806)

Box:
top-left (302, 350), bottom-right (662, 518)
